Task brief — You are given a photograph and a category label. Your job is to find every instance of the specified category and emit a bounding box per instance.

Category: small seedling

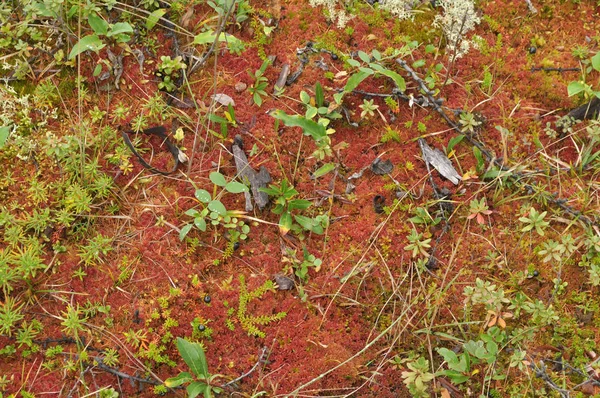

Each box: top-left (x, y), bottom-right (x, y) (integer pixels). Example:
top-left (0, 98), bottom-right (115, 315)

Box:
top-left (165, 338), bottom-right (223, 398)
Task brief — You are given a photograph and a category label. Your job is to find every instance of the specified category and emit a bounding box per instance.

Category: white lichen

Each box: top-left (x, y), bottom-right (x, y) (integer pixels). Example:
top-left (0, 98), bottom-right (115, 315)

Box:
top-left (308, 0), bottom-right (354, 28)
top-left (434, 0), bottom-right (481, 59)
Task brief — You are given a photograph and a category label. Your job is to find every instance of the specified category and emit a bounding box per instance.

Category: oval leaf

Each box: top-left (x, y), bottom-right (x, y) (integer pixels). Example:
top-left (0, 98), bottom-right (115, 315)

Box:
top-left (146, 8), bottom-right (167, 30)
top-left (68, 35), bottom-right (105, 59)
top-left (187, 382), bottom-right (210, 398)
top-left (165, 372), bottom-right (193, 388)
top-left (176, 338), bottom-right (208, 378)
top-left (208, 200), bottom-right (226, 216)
top-left (106, 22), bottom-right (133, 37)
top-left (179, 224), bottom-right (193, 241)
top-left (592, 51), bottom-right (600, 72)
top-left (209, 172), bottom-right (227, 187)
top-left (195, 189), bottom-right (212, 203)
top-left (311, 162), bottom-right (335, 179)
top-left (269, 110), bottom-right (326, 141)
top-left (279, 212), bottom-right (293, 235)
top-left (225, 181), bottom-right (249, 193)
top-left (0, 126), bottom-right (10, 147)
top-left (88, 12), bottom-right (108, 35)
top-left (194, 217), bottom-right (207, 232)
top-left (567, 81), bottom-right (586, 97)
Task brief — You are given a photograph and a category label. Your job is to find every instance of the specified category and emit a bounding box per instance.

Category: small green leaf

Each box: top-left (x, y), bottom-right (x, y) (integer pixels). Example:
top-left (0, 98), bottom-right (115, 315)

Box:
top-left (269, 110), bottom-right (327, 141)
top-left (306, 107), bottom-right (318, 120)
top-left (371, 49), bottom-right (382, 61)
top-left (187, 381), bottom-right (211, 398)
top-left (93, 63), bottom-right (102, 77)
top-left (176, 338), bottom-right (209, 378)
top-left (346, 58), bottom-right (360, 67)
top-left (567, 81), bottom-right (587, 97)
top-left (358, 51), bottom-right (370, 63)
top-left (288, 199), bottom-right (312, 210)
top-left (300, 91), bottom-right (310, 104)
top-left (447, 134), bottom-right (465, 153)
top-left (225, 181), bottom-right (249, 193)
top-left (591, 51), bottom-right (600, 72)
top-left (146, 8), bottom-right (167, 30)
top-left (88, 12), bottom-right (108, 36)
top-left (164, 371), bottom-right (193, 387)
top-left (68, 35), bottom-right (105, 59)
top-left (295, 215), bottom-right (323, 234)
top-left (425, 44), bottom-right (436, 54)
top-left (179, 224), bottom-right (193, 241)
top-left (195, 189), bottom-right (212, 203)
top-left (279, 212), bottom-right (293, 235)
top-left (209, 172), bottom-right (227, 187)
top-left (208, 200), bottom-right (226, 216)
top-left (194, 217), bottom-right (207, 232)
top-left (412, 59), bottom-right (426, 68)
top-left (311, 162), bottom-right (336, 179)
top-left (343, 69), bottom-right (374, 94)
top-left (377, 69), bottom-right (406, 92)
top-left (107, 22), bottom-right (134, 37)
top-left (0, 126), bottom-right (10, 147)
top-left (315, 82), bottom-right (324, 107)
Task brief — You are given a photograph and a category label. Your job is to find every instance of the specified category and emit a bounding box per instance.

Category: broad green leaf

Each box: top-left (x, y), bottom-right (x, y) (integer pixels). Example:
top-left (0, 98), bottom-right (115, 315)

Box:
top-left (447, 134), bottom-right (465, 153)
top-left (176, 337), bottom-right (209, 378)
top-left (306, 107), bottom-right (318, 120)
top-left (567, 81), bottom-right (587, 97)
top-left (346, 58), bottom-right (360, 67)
top-left (193, 30), bottom-right (242, 47)
top-left (209, 172), bottom-right (227, 187)
top-left (194, 217), bottom-right (207, 232)
top-left (412, 59), bottom-right (426, 68)
top-left (269, 110), bottom-right (326, 141)
top-left (0, 126), bottom-right (10, 147)
top-left (343, 69), bottom-right (373, 94)
top-left (68, 35), bottom-right (105, 59)
top-left (377, 69), bottom-right (406, 92)
top-left (358, 51), bottom-right (370, 63)
top-left (259, 186), bottom-right (280, 196)
top-left (93, 63), bottom-right (102, 77)
top-left (311, 162), bottom-right (335, 179)
top-left (187, 381), bottom-right (211, 398)
top-left (195, 189), bottom-right (212, 203)
top-left (225, 181), bottom-right (249, 193)
top-left (425, 44), bottom-right (436, 54)
top-left (106, 22), bottom-right (133, 37)
top-left (164, 371), bottom-right (193, 387)
top-left (185, 209), bottom-right (200, 217)
top-left (295, 215), bottom-right (323, 234)
top-left (315, 82), bottom-right (324, 107)
top-left (208, 200), bottom-right (226, 216)
top-left (371, 49), bottom-right (382, 61)
top-left (288, 199), bottom-right (312, 210)
top-left (88, 12), bottom-right (108, 36)
top-left (146, 8), bottom-right (167, 30)
top-left (437, 347), bottom-right (459, 364)
top-left (179, 224), bottom-right (193, 241)
top-left (279, 211), bottom-right (293, 235)
top-left (592, 51), bottom-right (600, 72)
top-left (300, 91), bottom-right (310, 104)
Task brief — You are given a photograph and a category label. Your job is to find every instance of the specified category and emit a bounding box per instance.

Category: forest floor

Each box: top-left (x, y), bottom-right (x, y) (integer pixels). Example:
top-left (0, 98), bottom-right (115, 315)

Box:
top-left (1, 0), bottom-right (600, 397)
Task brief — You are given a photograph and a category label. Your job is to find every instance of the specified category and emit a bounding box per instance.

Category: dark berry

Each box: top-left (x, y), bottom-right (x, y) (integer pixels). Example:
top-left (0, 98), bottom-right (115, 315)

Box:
top-left (331, 53), bottom-right (339, 60)
top-left (233, 242), bottom-right (240, 251)
top-left (529, 46), bottom-right (537, 54)
top-left (204, 295), bottom-right (211, 303)
top-left (198, 324), bottom-right (206, 332)
top-left (533, 270), bottom-right (539, 277)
